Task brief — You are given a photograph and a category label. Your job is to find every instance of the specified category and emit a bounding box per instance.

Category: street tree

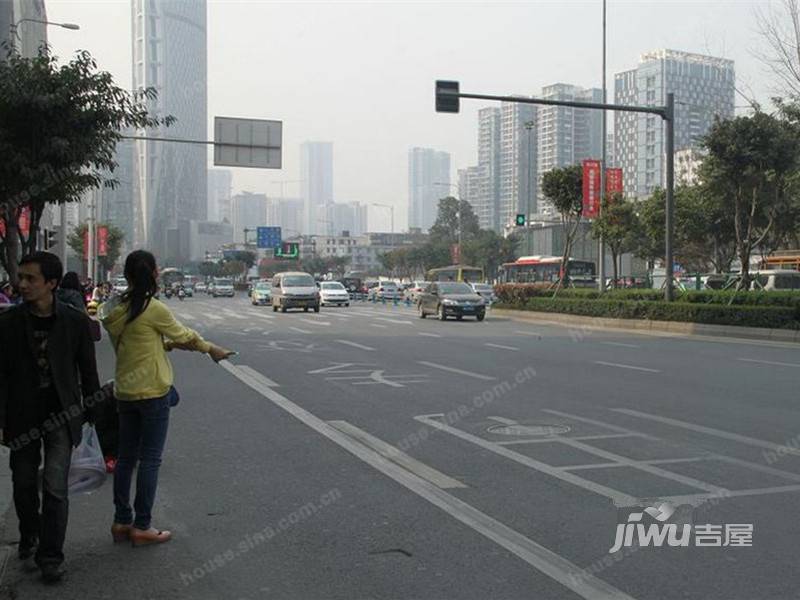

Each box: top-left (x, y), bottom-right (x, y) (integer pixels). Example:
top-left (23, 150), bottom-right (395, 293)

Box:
top-left (541, 165), bottom-right (583, 292)
top-left (461, 230), bottom-right (518, 281)
top-left (428, 196), bottom-right (480, 248)
top-left (67, 223), bottom-right (125, 277)
top-left (0, 47), bottom-right (171, 283)
top-left (591, 194), bottom-right (639, 287)
top-left (755, 0), bottom-right (800, 97)
top-left (701, 112), bottom-right (800, 288)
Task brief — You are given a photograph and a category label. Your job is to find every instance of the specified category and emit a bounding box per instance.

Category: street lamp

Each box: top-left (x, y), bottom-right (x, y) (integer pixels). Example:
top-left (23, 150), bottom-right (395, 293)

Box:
top-left (10, 18), bottom-right (81, 266)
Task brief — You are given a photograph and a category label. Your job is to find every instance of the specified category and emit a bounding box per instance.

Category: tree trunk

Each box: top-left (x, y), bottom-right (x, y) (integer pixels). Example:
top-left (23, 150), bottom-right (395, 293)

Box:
top-left (611, 249), bottom-right (619, 288)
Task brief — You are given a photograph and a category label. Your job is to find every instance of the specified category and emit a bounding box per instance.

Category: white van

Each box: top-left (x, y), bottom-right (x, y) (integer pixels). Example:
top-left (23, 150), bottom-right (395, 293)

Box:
top-left (271, 271), bottom-right (320, 313)
top-left (750, 270), bottom-right (800, 291)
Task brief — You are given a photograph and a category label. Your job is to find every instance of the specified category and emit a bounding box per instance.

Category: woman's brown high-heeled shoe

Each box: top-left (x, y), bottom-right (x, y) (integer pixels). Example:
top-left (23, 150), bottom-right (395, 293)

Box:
top-left (130, 527), bottom-right (172, 547)
top-left (111, 523), bottom-right (132, 543)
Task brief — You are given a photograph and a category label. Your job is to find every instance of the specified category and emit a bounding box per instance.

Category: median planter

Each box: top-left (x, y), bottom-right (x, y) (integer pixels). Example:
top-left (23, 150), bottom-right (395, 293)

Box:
top-left (493, 297), bottom-right (800, 330)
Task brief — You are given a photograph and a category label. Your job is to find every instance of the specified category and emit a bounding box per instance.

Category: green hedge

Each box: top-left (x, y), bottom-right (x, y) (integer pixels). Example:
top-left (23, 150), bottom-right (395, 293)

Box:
top-left (494, 284), bottom-right (800, 312)
top-left (493, 297), bottom-right (800, 330)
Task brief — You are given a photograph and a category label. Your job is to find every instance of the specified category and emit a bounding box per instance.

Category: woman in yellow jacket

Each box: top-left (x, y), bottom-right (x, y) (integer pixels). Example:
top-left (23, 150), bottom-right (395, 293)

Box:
top-left (100, 250), bottom-right (233, 546)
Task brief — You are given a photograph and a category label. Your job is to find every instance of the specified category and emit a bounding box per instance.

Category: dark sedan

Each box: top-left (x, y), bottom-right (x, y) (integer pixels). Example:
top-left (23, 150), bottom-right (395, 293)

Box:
top-left (417, 282), bottom-right (486, 321)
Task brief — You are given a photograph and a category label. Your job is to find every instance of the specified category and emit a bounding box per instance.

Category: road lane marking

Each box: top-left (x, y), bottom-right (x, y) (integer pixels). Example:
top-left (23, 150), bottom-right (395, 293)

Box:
top-left (371, 324), bottom-right (388, 329)
top-left (329, 421), bottom-right (466, 489)
top-left (417, 332), bottom-right (441, 338)
top-left (375, 317), bottom-right (414, 325)
top-left (246, 312), bottom-right (275, 320)
top-left (289, 327), bottom-right (312, 334)
top-left (414, 414), bottom-right (638, 506)
top-left (417, 361), bottom-right (496, 381)
top-left (496, 433), bottom-right (644, 446)
top-left (541, 409), bottom-right (659, 439)
top-left (217, 362), bottom-right (637, 600)
top-left (237, 365), bottom-right (280, 387)
top-left (308, 363), bottom-right (376, 374)
top-left (656, 484), bottom-right (800, 507)
top-left (611, 408), bottom-right (800, 458)
top-left (299, 318), bottom-right (331, 326)
top-left (485, 343), bottom-right (519, 351)
top-left (738, 357), bottom-right (800, 368)
top-left (514, 330), bottom-right (542, 337)
top-left (594, 361), bottom-right (660, 373)
top-left (562, 457), bottom-right (711, 472)
top-left (201, 312), bottom-right (223, 321)
top-left (600, 341), bottom-right (640, 349)
top-left (335, 340), bottom-right (376, 351)
top-left (177, 312), bottom-right (195, 320)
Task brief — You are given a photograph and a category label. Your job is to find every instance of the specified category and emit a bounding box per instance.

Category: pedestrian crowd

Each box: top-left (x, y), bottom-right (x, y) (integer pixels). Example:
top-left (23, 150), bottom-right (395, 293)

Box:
top-left (0, 250), bottom-right (234, 584)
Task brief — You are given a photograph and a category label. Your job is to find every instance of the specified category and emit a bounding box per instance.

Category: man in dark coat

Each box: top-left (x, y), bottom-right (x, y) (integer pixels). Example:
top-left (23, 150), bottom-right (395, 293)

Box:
top-left (0, 252), bottom-right (100, 584)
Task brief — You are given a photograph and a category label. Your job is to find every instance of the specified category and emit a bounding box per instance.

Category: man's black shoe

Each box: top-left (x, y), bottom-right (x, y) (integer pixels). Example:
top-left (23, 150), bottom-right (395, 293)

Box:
top-left (40, 564), bottom-right (66, 584)
top-left (18, 538), bottom-right (37, 561)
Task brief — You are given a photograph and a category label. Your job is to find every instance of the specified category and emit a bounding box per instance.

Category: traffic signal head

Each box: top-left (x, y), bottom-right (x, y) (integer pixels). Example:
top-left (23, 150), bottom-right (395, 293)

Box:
top-left (515, 214), bottom-right (526, 226)
top-left (435, 80), bottom-right (460, 113)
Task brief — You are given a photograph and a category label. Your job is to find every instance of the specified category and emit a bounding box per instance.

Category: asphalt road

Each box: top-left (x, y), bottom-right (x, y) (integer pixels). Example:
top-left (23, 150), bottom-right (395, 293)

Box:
top-left (2, 293), bottom-right (800, 600)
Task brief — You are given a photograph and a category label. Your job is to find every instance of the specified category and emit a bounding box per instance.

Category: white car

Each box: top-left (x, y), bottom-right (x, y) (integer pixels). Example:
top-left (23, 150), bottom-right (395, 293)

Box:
top-left (404, 280), bottom-right (430, 302)
top-left (212, 279), bottom-right (235, 298)
top-left (319, 281), bottom-right (350, 307)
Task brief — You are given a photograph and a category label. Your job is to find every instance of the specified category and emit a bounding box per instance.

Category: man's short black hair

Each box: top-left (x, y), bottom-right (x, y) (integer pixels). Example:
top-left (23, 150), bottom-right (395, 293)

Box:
top-left (19, 251), bottom-right (63, 286)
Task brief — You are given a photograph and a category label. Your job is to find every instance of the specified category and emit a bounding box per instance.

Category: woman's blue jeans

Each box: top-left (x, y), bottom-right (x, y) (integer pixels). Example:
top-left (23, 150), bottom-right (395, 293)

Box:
top-left (113, 393), bottom-right (171, 530)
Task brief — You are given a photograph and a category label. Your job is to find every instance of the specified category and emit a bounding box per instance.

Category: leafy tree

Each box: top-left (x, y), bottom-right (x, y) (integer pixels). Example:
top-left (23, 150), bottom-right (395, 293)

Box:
top-left (428, 196), bottom-right (480, 248)
top-left (0, 47), bottom-right (170, 283)
top-left (67, 223), bottom-right (125, 277)
top-left (227, 250), bottom-right (256, 270)
top-left (461, 230), bottom-right (518, 281)
top-left (541, 165), bottom-right (583, 292)
top-left (222, 260), bottom-right (245, 278)
top-left (199, 261), bottom-right (224, 278)
top-left (701, 112), bottom-right (800, 288)
top-left (591, 194), bottom-right (639, 286)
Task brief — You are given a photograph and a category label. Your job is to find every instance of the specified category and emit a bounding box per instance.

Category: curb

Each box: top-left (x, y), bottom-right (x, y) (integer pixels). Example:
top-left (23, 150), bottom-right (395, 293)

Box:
top-left (490, 308), bottom-right (800, 344)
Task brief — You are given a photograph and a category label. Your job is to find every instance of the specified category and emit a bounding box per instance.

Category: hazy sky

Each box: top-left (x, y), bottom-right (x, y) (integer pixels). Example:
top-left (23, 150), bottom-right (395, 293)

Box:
top-left (46, 0), bottom-right (778, 231)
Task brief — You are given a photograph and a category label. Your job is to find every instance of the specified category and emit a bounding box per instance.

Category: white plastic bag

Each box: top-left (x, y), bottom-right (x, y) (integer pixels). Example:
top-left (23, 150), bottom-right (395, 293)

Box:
top-left (68, 424), bottom-right (107, 495)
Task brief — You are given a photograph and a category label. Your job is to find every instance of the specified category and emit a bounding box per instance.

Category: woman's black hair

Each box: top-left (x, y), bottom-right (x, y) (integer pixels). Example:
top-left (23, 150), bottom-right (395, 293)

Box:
top-left (121, 250), bottom-right (158, 323)
top-left (60, 271), bottom-right (82, 292)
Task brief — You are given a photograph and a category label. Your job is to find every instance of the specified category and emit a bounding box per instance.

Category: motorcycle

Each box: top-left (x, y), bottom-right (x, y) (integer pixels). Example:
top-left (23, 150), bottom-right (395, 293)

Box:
top-left (177, 288), bottom-right (186, 301)
top-left (164, 288), bottom-right (173, 299)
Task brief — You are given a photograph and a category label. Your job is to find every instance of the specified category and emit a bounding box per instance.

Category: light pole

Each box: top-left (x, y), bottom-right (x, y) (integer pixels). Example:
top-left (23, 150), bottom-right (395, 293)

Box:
top-left (9, 19), bottom-right (81, 266)
top-left (598, 0), bottom-right (608, 292)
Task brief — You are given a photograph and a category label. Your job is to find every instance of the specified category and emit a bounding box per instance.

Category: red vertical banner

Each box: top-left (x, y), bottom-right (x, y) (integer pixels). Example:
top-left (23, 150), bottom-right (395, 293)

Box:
top-left (83, 228), bottom-right (90, 259)
top-left (582, 159), bottom-right (601, 218)
top-left (605, 168), bottom-right (623, 195)
top-left (97, 226), bottom-right (108, 256)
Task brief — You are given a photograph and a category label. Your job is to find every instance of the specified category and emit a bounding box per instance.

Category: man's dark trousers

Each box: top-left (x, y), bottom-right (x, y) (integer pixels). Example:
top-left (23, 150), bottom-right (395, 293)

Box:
top-left (10, 422), bottom-right (72, 566)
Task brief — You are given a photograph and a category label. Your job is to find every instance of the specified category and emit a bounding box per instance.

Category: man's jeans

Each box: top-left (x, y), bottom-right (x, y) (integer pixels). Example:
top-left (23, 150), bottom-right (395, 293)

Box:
top-left (10, 423), bottom-right (72, 566)
top-left (113, 394), bottom-right (170, 530)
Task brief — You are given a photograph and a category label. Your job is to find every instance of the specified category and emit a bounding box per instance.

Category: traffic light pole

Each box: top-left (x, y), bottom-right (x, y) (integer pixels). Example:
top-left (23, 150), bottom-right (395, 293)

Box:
top-left (436, 83), bottom-right (676, 302)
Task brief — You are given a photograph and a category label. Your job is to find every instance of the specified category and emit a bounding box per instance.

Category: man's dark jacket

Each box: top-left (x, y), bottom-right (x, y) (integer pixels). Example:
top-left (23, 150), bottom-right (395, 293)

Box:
top-left (0, 297), bottom-right (101, 448)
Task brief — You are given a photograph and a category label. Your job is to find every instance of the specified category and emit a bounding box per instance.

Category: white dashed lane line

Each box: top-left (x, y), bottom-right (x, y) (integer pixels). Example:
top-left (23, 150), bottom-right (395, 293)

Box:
top-left (485, 343), bottom-right (519, 351)
top-left (335, 340), bottom-right (376, 351)
top-left (594, 361), bottom-right (660, 373)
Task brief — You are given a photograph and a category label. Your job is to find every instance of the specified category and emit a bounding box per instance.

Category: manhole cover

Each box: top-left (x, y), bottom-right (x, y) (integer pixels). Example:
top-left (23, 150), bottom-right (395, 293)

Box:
top-left (487, 423), bottom-right (570, 436)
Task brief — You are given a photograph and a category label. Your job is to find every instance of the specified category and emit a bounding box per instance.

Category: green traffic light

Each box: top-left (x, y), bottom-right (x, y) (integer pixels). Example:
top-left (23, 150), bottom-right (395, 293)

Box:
top-left (515, 214), bottom-right (526, 226)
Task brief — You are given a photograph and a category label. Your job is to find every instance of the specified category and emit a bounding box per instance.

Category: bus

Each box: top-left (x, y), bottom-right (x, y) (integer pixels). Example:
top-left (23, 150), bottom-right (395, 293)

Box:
top-left (498, 256), bottom-right (596, 286)
top-left (760, 251), bottom-right (800, 272)
top-left (426, 265), bottom-right (485, 283)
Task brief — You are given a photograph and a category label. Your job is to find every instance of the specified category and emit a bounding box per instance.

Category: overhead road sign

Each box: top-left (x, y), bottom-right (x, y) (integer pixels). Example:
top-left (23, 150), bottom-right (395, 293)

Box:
top-left (257, 226), bottom-right (282, 249)
top-left (214, 117), bottom-right (282, 169)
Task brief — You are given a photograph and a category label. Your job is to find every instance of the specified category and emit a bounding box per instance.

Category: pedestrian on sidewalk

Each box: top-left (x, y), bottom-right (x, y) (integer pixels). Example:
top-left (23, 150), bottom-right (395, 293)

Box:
top-left (99, 250), bottom-right (234, 547)
top-left (0, 252), bottom-right (101, 584)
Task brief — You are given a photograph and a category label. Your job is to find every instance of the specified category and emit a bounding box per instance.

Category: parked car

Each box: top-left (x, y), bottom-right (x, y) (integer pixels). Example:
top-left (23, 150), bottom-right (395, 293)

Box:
top-left (319, 281), bottom-right (350, 307)
top-left (271, 271), bottom-right (321, 313)
top-left (404, 281), bottom-right (430, 302)
top-left (211, 278), bottom-right (235, 298)
top-left (250, 281), bottom-right (271, 305)
top-left (470, 282), bottom-right (497, 304)
top-left (417, 281), bottom-right (486, 321)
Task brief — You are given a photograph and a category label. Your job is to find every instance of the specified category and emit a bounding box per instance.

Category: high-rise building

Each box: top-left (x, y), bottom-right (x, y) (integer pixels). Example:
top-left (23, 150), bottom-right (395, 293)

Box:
top-left (472, 107), bottom-right (501, 231)
top-left (407, 147), bottom-right (451, 232)
top-left (231, 192), bottom-right (267, 244)
top-left (325, 201), bottom-right (368, 237)
top-left (537, 84), bottom-right (603, 215)
top-left (265, 196), bottom-right (304, 237)
top-left (131, 0), bottom-right (208, 258)
top-left (499, 101), bottom-right (537, 229)
top-left (0, 0), bottom-right (47, 59)
top-left (207, 169), bottom-right (233, 223)
top-left (100, 139), bottom-right (136, 248)
top-left (614, 49), bottom-right (735, 198)
top-left (300, 141), bottom-right (333, 235)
